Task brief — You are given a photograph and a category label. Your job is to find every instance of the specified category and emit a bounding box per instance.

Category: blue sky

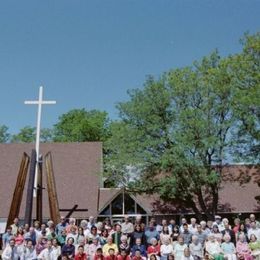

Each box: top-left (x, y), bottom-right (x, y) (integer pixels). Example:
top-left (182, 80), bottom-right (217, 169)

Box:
top-left (0, 0), bottom-right (259, 134)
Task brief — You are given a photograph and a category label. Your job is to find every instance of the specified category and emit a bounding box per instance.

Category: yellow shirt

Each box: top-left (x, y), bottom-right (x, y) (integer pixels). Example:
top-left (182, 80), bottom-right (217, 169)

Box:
top-left (102, 243), bottom-right (118, 256)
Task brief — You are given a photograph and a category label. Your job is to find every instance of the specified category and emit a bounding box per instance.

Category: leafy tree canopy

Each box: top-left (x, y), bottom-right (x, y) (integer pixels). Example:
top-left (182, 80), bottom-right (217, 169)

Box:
top-left (105, 33), bottom-right (260, 219)
top-left (11, 126), bottom-right (36, 143)
top-left (0, 125), bottom-right (10, 143)
top-left (53, 108), bottom-right (110, 142)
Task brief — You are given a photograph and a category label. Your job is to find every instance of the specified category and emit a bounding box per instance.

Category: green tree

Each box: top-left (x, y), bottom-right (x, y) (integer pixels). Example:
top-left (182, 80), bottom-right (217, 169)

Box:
top-left (105, 33), bottom-right (260, 219)
top-left (11, 126), bottom-right (36, 143)
top-left (231, 33), bottom-right (260, 161)
top-left (53, 109), bottom-right (110, 142)
top-left (0, 125), bottom-right (10, 143)
top-left (41, 128), bottom-right (54, 143)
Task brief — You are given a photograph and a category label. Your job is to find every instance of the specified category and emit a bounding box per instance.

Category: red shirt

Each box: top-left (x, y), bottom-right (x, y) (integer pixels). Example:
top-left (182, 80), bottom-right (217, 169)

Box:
top-left (132, 256), bottom-right (143, 260)
top-left (233, 225), bottom-right (240, 234)
top-left (147, 245), bottom-right (160, 255)
top-left (75, 252), bottom-right (87, 260)
top-left (117, 255), bottom-right (131, 260)
top-left (94, 255), bottom-right (105, 260)
top-left (105, 256), bottom-right (118, 260)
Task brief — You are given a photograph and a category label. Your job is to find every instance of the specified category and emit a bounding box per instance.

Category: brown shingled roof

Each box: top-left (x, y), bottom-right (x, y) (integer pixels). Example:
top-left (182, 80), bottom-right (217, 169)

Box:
top-left (0, 142), bottom-right (102, 219)
top-left (0, 142), bottom-right (259, 220)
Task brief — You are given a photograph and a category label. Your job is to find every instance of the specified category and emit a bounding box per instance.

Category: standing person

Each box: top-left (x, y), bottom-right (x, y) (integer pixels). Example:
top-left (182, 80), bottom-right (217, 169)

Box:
top-left (76, 227), bottom-right (85, 245)
top-left (233, 218), bottom-right (241, 234)
top-left (248, 221), bottom-right (260, 241)
top-left (248, 234), bottom-right (260, 260)
top-left (88, 238), bottom-right (102, 260)
top-left (2, 238), bottom-right (21, 260)
top-left (181, 247), bottom-right (194, 260)
top-left (87, 226), bottom-right (100, 244)
top-left (194, 224), bottom-right (207, 247)
top-left (65, 218), bottom-right (78, 234)
top-left (157, 219), bottom-right (168, 234)
top-left (189, 235), bottom-right (203, 260)
top-left (117, 249), bottom-right (131, 260)
top-left (205, 234), bottom-right (224, 260)
top-left (131, 224), bottom-right (146, 247)
top-left (249, 214), bottom-right (260, 228)
top-left (52, 238), bottom-right (62, 259)
top-left (145, 222), bottom-right (160, 245)
top-left (10, 218), bottom-right (19, 236)
top-left (221, 221), bottom-right (235, 244)
top-left (2, 227), bottom-right (13, 249)
top-left (201, 221), bottom-right (211, 235)
top-left (35, 236), bottom-right (48, 255)
top-left (100, 229), bottom-right (109, 246)
top-left (121, 215), bottom-right (134, 237)
top-left (132, 249), bottom-right (145, 260)
top-left (112, 224), bottom-right (123, 248)
top-left (135, 215), bottom-right (143, 226)
top-left (105, 248), bottom-right (117, 260)
top-left (221, 234), bottom-right (237, 260)
top-left (46, 220), bottom-right (55, 236)
top-left (147, 238), bottom-right (160, 258)
top-left (180, 218), bottom-right (188, 233)
top-left (213, 216), bottom-right (222, 232)
top-left (14, 227), bottom-right (24, 246)
top-left (62, 237), bottom-right (75, 259)
top-left (160, 226), bottom-right (171, 245)
top-left (168, 219), bottom-right (176, 235)
top-left (56, 216), bottom-right (68, 236)
top-left (94, 248), bottom-right (105, 260)
top-left (21, 238), bottom-right (37, 260)
top-left (75, 245), bottom-right (87, 260)
top-left (131, 237), bottom-right (147, 259)
top-left (236, 233), bottom-right (253, 260)
top-left (88, 216), bottom-right (96, 229)
top-left (210, 225), bottom-right (223, 243)
top-left (34, 221), bottom-right (42, 240)
top-left (171, 225), bottom-right (180, 245)
top-left (181, 224), bottom-right (192, 246)
top-left (160, 238), bottom-right (174, 260)
top-left (57, 229), bottom-right (67, 247)
top-left (188, 218), bottom-right (197, 235)
top-left (24, 227), bottom-right (37, 246)
top-left (119, 235), bottom-right (131, 255)
top-left (174, 235), bottom-right (187, 260)
top-left (236, 223), bottom-right (248, 242)
top-left (102, 236), bottom-right (118, 256)
top-left (38, 240), bottom-right (53, 259)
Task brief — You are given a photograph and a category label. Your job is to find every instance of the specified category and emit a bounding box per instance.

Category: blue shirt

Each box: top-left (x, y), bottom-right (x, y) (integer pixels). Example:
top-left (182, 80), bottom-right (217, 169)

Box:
top-left (145, 229), bottom-right (159, 244)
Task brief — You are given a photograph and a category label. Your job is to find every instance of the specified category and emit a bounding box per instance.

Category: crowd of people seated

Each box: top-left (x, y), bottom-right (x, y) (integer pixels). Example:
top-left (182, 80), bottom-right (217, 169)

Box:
top-left (1, 213), bottom-right (260, 260)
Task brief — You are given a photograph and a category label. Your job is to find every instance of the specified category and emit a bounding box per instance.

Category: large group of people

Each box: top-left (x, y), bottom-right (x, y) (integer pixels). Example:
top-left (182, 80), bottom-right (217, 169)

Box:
top-left (1, 214), bottom-right (260, 260)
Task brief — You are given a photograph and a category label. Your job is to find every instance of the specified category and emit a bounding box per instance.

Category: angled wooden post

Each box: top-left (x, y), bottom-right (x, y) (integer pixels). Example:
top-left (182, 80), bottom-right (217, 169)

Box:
top-left (36, 155), bottom-right (43, 223)
top-left (24, 149), bottom-right (37, 226)
top-left (6, 153), bottom-right (30, 230)
top-left (45, 152), bottom-right (60, 225)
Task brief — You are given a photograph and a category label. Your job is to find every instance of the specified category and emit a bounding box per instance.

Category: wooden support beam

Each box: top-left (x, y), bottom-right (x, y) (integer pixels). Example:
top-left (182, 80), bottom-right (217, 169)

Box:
top-left (36, 155), bottom-right (43, 223)
top-left (64, 205), bottom-right (78, 219)
top-left (24, 150), bottom-right (37, 226)
top-left (6, 153), bottom-right (30, 230)
top-left (45, 152), bottom-right (60, 225)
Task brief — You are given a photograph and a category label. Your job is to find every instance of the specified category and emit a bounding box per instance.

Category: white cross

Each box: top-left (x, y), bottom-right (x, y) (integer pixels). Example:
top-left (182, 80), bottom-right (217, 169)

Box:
top-left (24, 86), bottom-right (56, 197)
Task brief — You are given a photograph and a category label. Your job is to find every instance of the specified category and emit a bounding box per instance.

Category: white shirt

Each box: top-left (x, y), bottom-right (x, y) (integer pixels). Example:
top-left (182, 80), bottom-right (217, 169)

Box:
top-left (2, 245), bottom-right (22, 260)
top-left (248, 228), bottom-right (260, 241)
top-left (188, 224), bottom-right (198, 235)
top-left (38, 247), bottom-right (54, 260)
top-left (21, 246), bottom-right (37, 260)
top-left (160, 244), bottom-right (174, 256)
top-left (52, 245), bottom-right (61, 260)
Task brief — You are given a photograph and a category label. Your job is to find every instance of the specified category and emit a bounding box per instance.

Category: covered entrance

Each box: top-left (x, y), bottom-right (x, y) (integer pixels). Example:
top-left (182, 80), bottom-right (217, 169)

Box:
top-left (98, 189), bottom-right (150, 224)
